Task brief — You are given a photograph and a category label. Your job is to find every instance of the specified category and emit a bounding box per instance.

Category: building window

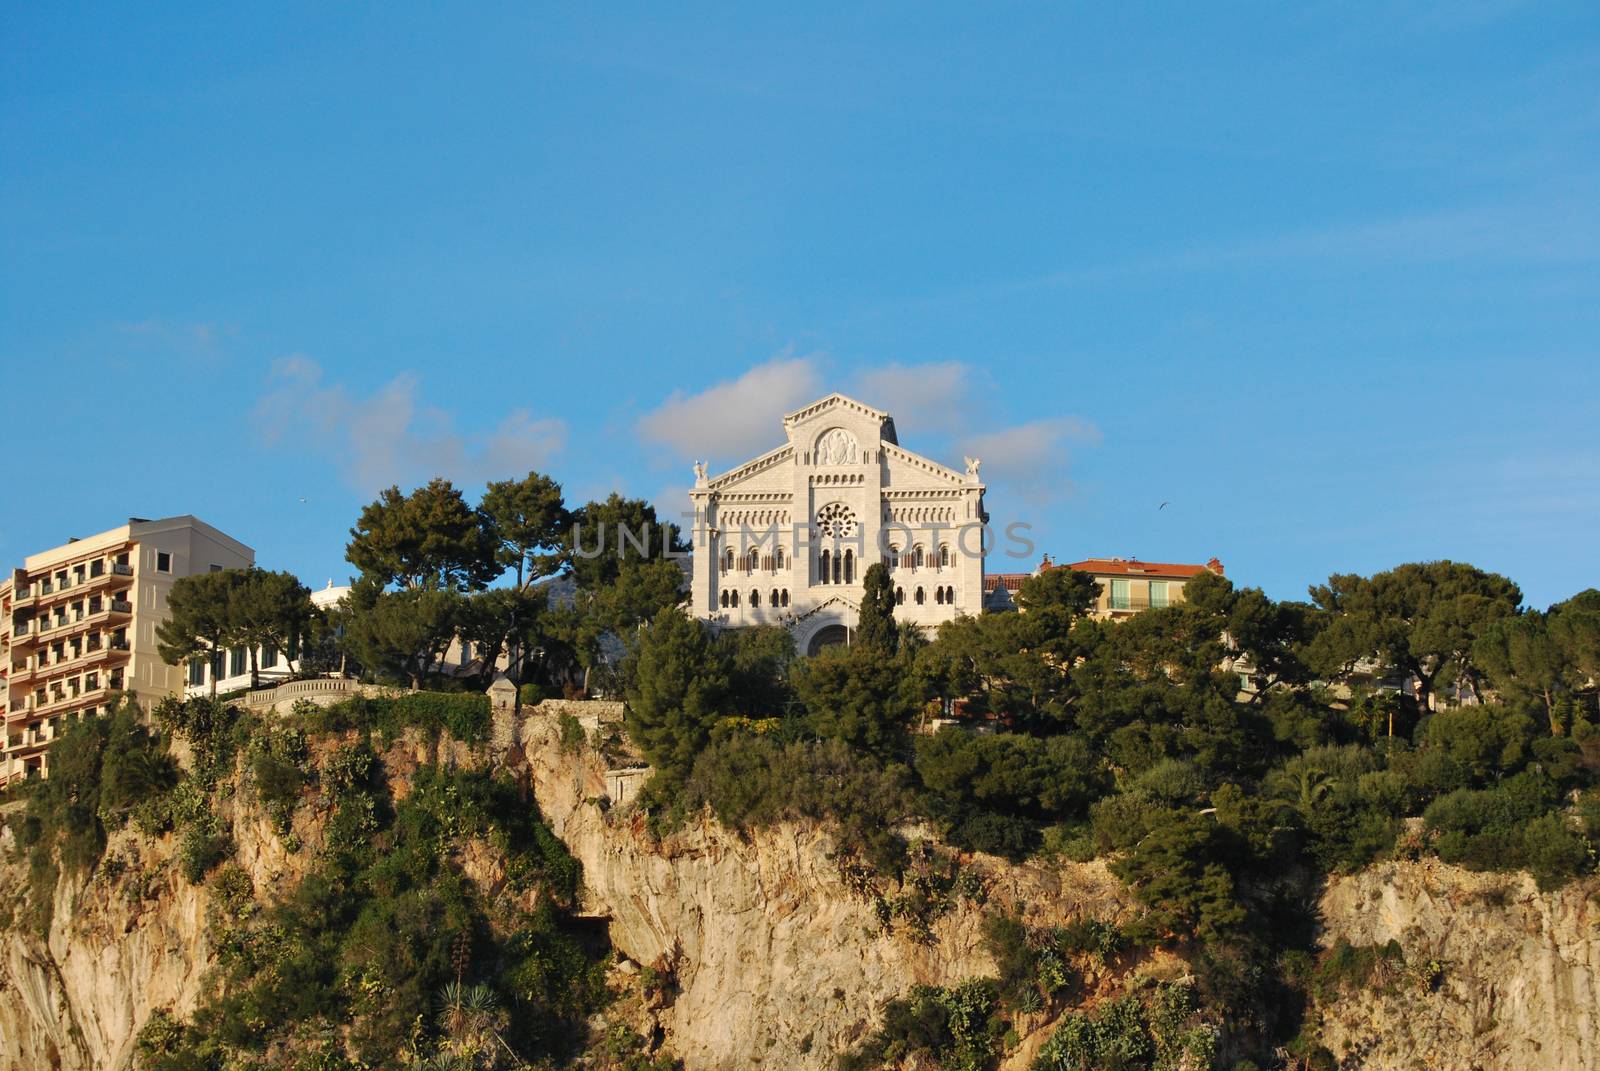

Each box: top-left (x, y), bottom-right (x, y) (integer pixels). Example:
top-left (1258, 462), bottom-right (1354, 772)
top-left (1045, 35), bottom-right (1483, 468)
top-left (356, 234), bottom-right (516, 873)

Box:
top-left (211, 651), bottom-right (225, 680)
top-left (730, 590), bottom-right (740, 608)
top-left (156, 551), bottom-right (173, 573)
top-left (915, 587), bottom-right (925, 605)
top-left (720, 590), bottom-right (729, 608)
top-left (939, 545), bottom-right (951, 568)
top-left (187, 660), bottom-right (205, 687)
top-left (724, 548), bottom-right (735, 572)
top-left (774, 546), bottom-right (784, 570)
top-left (229, 646), bottom-right (247, 678)
top-left (1109, 578), bottom-right (1131, 610)
top-left (946, 586), bottom-right (955, 604)
top-left (781, 589), bottom-right (789, 607)
top-left (262, 646), bottom-right (278, 670)
top-left (887, 546), bottom-right (900, 570)
top-left (750, 589), bottom-right (761, 608)
top-left (935, 587), bottom-right (944, 605)
top-left (1149, 581), bottom-right (1170, 609)
top-left (895, 587), bottom-right (905, 605)
top-left (843, 549), bottom-right (854, 584)
top-left (819, 550), bottom-right (831, 584)
top-left (770, 589), bottom-right (779, 608)
top-left (913, 546), bottom-right (924, 569)
top-left (209, 564), bottom-right (223, 573)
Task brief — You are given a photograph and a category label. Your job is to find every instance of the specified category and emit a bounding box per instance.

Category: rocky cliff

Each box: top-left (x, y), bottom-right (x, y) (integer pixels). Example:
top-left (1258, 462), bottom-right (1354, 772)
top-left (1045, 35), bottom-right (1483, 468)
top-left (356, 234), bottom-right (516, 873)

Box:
top-left (1316, 862), bottom-right (1599, 1070)
top-left (2, 712), bottom-right (1597, 1071)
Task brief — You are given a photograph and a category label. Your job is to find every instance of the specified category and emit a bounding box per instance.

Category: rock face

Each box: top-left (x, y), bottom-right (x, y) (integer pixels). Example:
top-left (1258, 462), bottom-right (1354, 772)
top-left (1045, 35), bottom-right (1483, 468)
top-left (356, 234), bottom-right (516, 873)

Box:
top-left (0, 847), bottom-right (208, 1071)
top-left (1317, 862), bottom-right (1600, 1071)
top-left (518, 714), bottom-right (1135, 1069)
top-left (3, 713), bottom-right (1598, 1071)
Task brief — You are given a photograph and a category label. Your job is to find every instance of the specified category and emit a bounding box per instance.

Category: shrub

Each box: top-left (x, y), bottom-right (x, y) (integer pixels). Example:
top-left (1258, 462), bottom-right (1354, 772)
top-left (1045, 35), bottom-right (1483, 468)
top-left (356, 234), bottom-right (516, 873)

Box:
top-left (682, 733), bottom-right (918, 872)
top-left (841, 980), bottom-right (1003, 1071)
top-left (1030, 984), bottom-right (1214, 1071)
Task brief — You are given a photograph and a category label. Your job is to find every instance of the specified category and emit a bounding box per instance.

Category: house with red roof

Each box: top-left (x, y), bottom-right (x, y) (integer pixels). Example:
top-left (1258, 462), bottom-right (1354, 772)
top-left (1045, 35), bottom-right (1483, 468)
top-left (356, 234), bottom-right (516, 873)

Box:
top-left (983, 554), bottom-right (1225, 618)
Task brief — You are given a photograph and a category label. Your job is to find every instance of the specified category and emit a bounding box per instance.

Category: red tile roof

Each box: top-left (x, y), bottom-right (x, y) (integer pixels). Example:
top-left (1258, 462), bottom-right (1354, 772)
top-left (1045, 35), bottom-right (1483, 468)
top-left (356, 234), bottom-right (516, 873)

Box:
top-left (1060, 557), bottom-right (1222, 579)
top-left (983, 573), bottom-right (1029, 592)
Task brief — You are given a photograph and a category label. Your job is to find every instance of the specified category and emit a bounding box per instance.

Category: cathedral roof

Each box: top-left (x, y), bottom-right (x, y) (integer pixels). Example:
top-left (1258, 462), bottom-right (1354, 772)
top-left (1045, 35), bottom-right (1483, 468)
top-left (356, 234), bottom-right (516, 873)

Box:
top-left (782, 393), bottom-right (898, 444)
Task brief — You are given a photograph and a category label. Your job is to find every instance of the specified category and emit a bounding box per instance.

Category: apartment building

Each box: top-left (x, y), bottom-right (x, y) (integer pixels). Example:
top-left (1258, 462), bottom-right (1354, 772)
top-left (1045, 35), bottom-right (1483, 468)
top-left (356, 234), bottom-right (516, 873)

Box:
top-left (983, 555), bottom-right (1225, 618)
top-left (1065, 556), bottom-right (1225, 618)
top-left (2, 516), bottom-right (254, 783)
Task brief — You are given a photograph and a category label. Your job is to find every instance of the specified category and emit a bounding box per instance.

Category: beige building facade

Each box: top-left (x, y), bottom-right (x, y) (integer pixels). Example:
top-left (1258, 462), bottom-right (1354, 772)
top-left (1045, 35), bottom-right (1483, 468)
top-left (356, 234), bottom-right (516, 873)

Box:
top-left (2, 516), bottom-right (254, 783)
top-left (689, 393), bottom-right (987, 654)
top-left (984, 555), bottom-right (1225, 618)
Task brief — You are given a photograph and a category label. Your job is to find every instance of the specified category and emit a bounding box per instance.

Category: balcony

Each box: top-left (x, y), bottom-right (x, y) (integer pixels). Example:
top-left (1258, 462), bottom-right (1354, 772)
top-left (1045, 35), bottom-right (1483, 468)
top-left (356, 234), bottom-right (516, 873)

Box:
top-left (109, 599), bottom-right (133, 616)
top-left (110, 561), bottom-right (133, 577)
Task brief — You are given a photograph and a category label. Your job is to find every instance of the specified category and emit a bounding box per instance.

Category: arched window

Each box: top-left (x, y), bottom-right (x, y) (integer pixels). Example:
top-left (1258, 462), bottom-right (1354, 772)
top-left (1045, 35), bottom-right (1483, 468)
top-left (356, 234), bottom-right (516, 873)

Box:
top-left (945, 586), bottom-right (955, 604)
top-left (770, 589), bottom-right (780, 608)
top-left (750, 589), bottom-right (761, 608)
top-left (939, 545), bottom-right (951, 568)
top-left (774, 546), bottom-right (785, 570)
top-left (725, 548), bottom-right (735, 571)
top-left (781, 589), bottom-right (789, 607)
top-left (819, 549), bottom-right (831, 584)
top-left (832, 551), bottom-right (843, 585)
top-left (895, 587), bottom-right (905, 605)
top-left (888, 546), bottom-right (900, 570)
top-left (914, 546), bottom-right (924, 569)
top-left (730, 589), bottom-right (740, 607)
top-left (915, 586), bottom-right (926, 605)
top-left (720, 590), bottom-right (729, 608)
top-left (843, 549), bottom-right (854, 584)
top-left (935, 587), bottom-right (944, 605)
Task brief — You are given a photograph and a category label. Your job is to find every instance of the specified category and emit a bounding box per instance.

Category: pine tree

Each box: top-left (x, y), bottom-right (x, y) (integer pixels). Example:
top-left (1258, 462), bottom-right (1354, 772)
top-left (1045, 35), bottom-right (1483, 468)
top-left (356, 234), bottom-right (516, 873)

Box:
top-left (856, 562), bottom-right (898, 654)
top-left (625, 608), bottom-right (728, 784)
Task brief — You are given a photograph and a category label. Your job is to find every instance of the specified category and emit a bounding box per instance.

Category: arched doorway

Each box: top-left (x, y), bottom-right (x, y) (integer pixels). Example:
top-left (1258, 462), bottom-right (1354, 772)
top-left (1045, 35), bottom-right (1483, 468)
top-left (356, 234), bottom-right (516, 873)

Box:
top-left (806, 624), bottom-right (850, 656)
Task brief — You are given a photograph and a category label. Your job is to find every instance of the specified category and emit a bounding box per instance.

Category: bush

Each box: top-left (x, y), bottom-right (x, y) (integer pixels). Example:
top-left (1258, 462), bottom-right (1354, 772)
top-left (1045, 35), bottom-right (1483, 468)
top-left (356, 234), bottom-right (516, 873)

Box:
top-left (681, 733), bottom-right (918, 872)
top-left (1031, 984), bottom-right (1214, 1071)
top-left (1419, 770), bottom-right (1591, 883)
top-left (841, 980), bottom-right (1003, 1071)
top-left (916, 730), bottom-right (1110, 860)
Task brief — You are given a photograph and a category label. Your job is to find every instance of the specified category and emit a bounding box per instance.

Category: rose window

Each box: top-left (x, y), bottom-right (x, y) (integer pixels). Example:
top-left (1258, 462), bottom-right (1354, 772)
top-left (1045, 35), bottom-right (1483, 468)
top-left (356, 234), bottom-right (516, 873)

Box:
top-left (814, 502), bottom-right (858, 538)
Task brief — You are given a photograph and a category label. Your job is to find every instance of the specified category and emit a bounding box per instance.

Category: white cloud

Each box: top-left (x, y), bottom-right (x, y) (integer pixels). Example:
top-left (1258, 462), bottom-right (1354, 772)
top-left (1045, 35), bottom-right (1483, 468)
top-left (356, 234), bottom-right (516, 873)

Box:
top-left (959, 417), bottom-right (1101, 506)
top-left (634, 353), bottom-right (1099, 512)
top-left (254, 356), bottom-right (566, 493)
top-left (850, 361), bottom-right (975, 435)
top-left (636, 354), bottom-right (825, 466)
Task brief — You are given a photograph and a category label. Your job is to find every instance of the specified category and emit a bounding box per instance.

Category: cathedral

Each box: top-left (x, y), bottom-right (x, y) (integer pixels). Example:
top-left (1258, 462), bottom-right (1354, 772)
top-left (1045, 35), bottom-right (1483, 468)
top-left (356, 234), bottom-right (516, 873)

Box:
top-left (689, 392), bottom-right (987, 654)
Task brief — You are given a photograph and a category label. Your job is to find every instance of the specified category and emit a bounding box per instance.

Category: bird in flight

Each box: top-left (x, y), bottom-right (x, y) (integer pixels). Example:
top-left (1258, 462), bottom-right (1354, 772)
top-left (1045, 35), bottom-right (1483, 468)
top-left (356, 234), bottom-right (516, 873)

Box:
top-left (1158, 501), bottom-right (1169, 510)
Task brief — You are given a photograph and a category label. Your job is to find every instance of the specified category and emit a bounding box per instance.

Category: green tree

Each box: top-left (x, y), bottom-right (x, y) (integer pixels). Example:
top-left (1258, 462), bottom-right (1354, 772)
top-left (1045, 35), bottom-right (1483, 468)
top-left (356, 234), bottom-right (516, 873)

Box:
top-left (347, 478), bottom-right (499, 593)
top-left (793, 644), bottom-right (925, 761)
top-left (229, 568), bottom-right (315, 689)
top-left (343, 581), bottom-right (464, 688)
top-left (1476, 593), bottom-right (1600, 734)
top-left (566, 494), bottom-right (686, 593)
top-left (157, 570), bottom-right (241, 696)
top-left (481, 470), bottom-right (569, 683)
top-left (1307, 561), bottom-right (1523, 711)
top-left (482, 470), bottom-right (570, 589)
top-left (455, 586), bottom-right (547, 690)
top-left (624, 607), bottom-right (728, 784)
top-left (717, 625), bottom-right (797, 720)
top-left (856, 562), bottom-right (898, 654)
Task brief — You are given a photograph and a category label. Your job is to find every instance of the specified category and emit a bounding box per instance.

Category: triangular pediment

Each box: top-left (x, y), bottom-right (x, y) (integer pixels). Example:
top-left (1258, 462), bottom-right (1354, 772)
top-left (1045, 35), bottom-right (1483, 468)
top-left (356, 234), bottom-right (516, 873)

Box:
top-left (783, 393), bottom-right (898, 444)
top-left (794, 594), bottom-right (860, 621)
top-left (882, 442), bottom-right (969, 485)
top-left (706, 443), bottom-right (794, 491)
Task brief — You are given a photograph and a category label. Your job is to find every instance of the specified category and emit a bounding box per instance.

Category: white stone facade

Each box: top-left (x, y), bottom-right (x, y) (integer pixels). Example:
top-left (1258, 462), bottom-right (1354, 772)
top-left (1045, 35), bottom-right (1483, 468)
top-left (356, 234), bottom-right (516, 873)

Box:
top-left (689, 393), bottom-right (986, 654)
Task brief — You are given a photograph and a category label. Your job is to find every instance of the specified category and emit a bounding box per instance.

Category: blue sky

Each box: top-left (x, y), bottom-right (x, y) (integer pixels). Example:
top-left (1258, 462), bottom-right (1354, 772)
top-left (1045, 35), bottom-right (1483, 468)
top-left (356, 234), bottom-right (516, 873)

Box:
top-left (4, 3), bottom-right (1597, 607)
